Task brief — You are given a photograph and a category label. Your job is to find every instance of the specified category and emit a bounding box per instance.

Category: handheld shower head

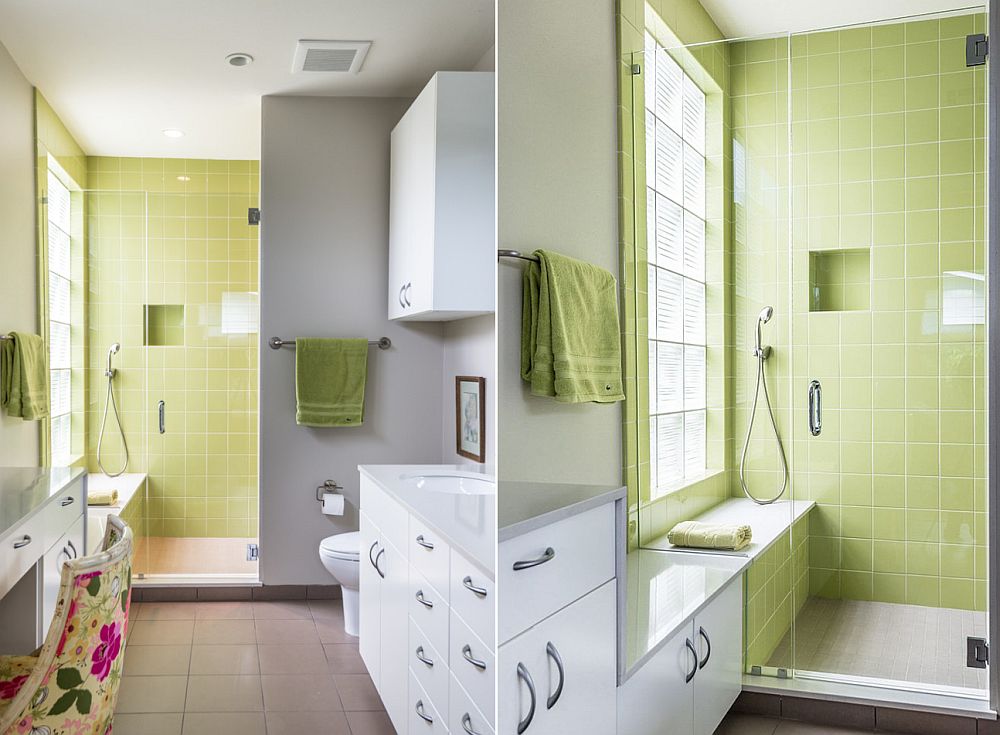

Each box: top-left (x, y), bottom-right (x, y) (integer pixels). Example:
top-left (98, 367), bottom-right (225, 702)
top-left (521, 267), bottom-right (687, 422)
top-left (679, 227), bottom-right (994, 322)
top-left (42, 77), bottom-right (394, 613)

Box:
top-left (758, 306), bottom-right (773, 324)
top-left (754, 306), bottom-right (774, 358)
top-left (106, 343), bottom-right (121, 377)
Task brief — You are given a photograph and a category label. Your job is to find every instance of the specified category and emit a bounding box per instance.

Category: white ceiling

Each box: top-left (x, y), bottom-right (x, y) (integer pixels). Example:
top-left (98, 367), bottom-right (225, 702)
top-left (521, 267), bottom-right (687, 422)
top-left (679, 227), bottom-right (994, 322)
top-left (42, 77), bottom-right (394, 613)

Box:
top-left (0, 0), bottom-right (493, 160)
top-left (698, 0), bottom-right (981, 39)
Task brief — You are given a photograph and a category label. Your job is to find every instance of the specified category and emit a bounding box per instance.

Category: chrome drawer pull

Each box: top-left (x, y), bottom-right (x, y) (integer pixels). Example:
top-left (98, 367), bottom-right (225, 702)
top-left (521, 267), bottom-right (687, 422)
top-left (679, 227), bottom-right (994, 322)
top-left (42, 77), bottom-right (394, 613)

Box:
top-left (374, 548), bottom-right (386, 579)
top-left (66, 539), bottom-right (77, 558)
top-left (415, 590), bottom-right (433, 608)
top-left (368, 541), bottom-right (379, 569)
top-left (415, 534), bottom-right (435, 550)
top-left (516, 662), bottom-right (536, 734)
top-left (462, 575), bottom-right (488, 598)
top-left (462, 644), bottom-right (487, 670)
top-left (60, 496), bottom-right (75, 506)
top-left (512, 547), bottom-right (555, 571)
top-left (13, 535), bottom-right (31, 549)
top-left (698, 626), bottom-right (711, 669)
top-left (415, 646), bottom-right (434, 668)
top-left (415, 699), bottom-right (433, 724)
top-left (461, 713), bottom-right (481, 735)
top-left (685, 637), bottom-right (698, 683)
top-left (545, 642), bottom-right (564, 709)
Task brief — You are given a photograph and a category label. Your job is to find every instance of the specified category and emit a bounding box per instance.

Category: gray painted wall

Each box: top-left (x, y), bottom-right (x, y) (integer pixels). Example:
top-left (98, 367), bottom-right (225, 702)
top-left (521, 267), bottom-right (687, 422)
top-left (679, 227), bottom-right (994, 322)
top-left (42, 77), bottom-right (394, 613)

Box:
top-left (259, 95), bottom-right (446, 585)
top-left (442, 315), bottom-right (495, 469)
top-left (497, 0), bottom-right (621, 485)
top-left (0, 41), bottom-right (39, 467)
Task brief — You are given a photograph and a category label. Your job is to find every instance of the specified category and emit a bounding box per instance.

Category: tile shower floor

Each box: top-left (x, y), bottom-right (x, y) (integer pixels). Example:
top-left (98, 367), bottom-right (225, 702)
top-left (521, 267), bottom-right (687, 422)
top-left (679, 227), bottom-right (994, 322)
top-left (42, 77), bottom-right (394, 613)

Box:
top-left (766, 597), bottom-right (987, 691)
top-left (115, 598), bottom-right (392, 735)
top-left (133, 537), bottom-right (259, 576)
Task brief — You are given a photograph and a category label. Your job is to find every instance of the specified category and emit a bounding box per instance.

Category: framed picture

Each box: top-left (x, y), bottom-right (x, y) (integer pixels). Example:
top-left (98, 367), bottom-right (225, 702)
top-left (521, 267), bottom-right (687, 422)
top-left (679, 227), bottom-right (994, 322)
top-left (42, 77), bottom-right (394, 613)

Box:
top-left (455, 376), bottom-right (486, 463)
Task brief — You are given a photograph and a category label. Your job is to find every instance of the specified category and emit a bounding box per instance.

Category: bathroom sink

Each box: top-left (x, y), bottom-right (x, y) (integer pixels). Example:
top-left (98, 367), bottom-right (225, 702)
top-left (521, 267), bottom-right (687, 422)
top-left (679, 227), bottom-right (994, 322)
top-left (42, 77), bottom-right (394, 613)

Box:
top-left (400, 471), bottom-right (495, 496)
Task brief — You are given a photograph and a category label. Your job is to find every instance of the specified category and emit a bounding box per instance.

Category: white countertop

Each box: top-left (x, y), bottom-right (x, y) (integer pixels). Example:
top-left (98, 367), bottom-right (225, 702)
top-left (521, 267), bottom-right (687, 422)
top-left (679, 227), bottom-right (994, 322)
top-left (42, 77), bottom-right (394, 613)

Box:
top-left (358, 464), bottom-right (495, 579)
top-left (0, 467), bottom-right (85, 540)
top-left (499, 481), bottom-right (626, 541)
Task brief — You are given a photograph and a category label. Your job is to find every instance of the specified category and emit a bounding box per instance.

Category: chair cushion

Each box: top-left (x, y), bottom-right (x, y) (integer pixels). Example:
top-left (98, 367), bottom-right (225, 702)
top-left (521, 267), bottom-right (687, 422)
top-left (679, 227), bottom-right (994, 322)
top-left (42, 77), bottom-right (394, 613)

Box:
top-left (0, 655), bottom-right (39, 719)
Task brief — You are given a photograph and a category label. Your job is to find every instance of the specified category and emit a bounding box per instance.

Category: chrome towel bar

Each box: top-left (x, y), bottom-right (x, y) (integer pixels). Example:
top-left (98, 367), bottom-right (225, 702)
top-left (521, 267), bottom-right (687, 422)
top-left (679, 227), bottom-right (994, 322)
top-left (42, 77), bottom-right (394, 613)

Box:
top-left (498, 249), bottom-right (540, 263)
top-left (268, 336), bottom-right (391, 350)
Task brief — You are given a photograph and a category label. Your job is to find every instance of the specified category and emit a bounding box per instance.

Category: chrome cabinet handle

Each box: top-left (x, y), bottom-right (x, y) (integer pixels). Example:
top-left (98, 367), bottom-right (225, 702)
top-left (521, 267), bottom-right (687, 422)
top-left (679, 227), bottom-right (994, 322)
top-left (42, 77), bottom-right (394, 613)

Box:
top-left (374, 548), bottom-right (385, 579)
top-left (808, 379), bottom-right (822, 436)
top-left (404, 283), bottom-right (412, 306)
top-left (415, 590), bottom-right (433, 608)
top-left (60, 496), bottom-right (75, 506)
top-left (415, 534), bottom-right (434, 550)
top-left (462, 575), bottom-right (488, 598)
top-left (368, 541), bottom-right (379, 569)
top-left (66, 539), bottom-right (77, 559)
top-left (415, 699), bottom-right (433, 724)
top-left (685, 638), bottom-right (698, 683)
top-left (158, 400), bottom-right (166, 434)
top-left (545, 642), bottom-right (564, 709)
top-left (462, 644), bottom-right (487, 670)
top-left (415, 646), bottom-right (434, 668)
top-left (13, 535), bottom-right (31, 549)
top-left (512, 547), bottom-right (555, 571)
top-left (516, 662), bottom-right (536, 734)
top-left (461, 713), bottom-right (481, 735)
top-left (698, 626), bottom-right (711, 669)
top-left (398, 285), bottom-right (406, 307)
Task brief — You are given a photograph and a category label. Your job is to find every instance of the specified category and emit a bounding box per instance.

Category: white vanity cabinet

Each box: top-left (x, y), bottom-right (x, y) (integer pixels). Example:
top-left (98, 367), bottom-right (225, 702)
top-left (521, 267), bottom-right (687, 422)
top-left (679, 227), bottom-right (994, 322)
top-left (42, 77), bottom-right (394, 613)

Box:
top-left (388, 71), bottom-right (495, 322)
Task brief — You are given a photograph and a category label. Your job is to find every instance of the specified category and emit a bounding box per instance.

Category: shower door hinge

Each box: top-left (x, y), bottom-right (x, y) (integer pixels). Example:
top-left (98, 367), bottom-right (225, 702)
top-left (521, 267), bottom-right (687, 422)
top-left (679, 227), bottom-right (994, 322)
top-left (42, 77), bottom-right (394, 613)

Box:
top-left (967, 636), bottom-right (988, 668)
top-left (967, 34), bottom-right (988, 67)
top-left (247, 543), bottom-right (259, 562)
top-left (631, 64), bottom-right (641, 76)
top-left (248, 207), bottom-right (261, 225)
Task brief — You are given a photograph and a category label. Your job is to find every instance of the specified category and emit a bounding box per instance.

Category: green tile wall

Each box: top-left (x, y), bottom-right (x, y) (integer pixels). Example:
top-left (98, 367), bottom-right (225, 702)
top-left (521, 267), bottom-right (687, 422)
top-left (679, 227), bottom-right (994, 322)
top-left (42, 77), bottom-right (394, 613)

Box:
top-left (86, 157), bottom-right (260, 538)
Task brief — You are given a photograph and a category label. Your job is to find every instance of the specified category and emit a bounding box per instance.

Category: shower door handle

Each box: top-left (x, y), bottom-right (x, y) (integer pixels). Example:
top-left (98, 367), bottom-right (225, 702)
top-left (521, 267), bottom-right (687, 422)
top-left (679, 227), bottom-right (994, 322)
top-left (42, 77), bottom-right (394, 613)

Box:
top-left (158, 400), bottom-right (166, 434)
top-left (808, 380), bottom-right (822, 436)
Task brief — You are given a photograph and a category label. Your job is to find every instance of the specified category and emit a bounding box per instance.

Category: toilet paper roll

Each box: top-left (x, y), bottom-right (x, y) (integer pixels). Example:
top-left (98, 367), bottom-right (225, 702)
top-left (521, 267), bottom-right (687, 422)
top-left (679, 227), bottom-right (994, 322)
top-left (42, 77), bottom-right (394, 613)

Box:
top-left (321, 492), bottom-right (345, 516)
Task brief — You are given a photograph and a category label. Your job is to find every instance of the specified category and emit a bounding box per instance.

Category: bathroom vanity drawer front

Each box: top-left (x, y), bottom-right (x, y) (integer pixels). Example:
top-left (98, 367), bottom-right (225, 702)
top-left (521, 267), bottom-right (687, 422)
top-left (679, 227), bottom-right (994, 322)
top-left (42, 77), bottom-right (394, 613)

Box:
top-left (498, 502), bottom-right (616, 643)
top-left (0, 511), bottom-right (47, 598)
top-left (410, 515), bottom-right (451, 600)
top-left (361, 476), bottom-right (408, 550)
top-left (449, 611), bottom-right (494, 725)
top-left (449, 673), bottom-right (494, 735)
top-left (449, 551), bottom-right (494, 647)
top-left (410, 567), bottom-right (450, 656)
top-left (43, 481), bottom-right (84, 551)
top-left (409, 670), bottom-right (449, 735)
top-left (409, 616), bottom-right (449, 715)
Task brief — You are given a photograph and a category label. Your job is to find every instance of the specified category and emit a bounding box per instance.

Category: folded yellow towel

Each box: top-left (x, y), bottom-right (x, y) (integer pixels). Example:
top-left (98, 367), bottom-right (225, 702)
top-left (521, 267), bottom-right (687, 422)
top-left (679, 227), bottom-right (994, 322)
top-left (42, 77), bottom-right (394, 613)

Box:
top-left (667, 520), bottom-right (752, 551)
top-left (88, 489), bottom-right (119, 506)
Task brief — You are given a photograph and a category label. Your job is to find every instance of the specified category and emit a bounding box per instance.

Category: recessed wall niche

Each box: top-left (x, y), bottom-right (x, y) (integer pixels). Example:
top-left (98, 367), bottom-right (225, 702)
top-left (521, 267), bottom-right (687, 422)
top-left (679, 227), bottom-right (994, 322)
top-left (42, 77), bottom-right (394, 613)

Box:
top-left (808, 249), bottom-right (871, 312)
top-left (144, 304), bottom-right (185, 346)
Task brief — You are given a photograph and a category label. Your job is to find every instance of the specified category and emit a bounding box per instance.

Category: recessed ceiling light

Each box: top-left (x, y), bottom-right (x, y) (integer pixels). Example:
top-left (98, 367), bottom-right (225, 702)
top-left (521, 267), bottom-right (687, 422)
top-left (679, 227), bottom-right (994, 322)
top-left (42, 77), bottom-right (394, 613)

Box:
top-left (177, 175), bottom-right (191, 182)
top-left (162, 129), bottom-right (184, 138)
top-left (226, 52), bottom-right (254, 67)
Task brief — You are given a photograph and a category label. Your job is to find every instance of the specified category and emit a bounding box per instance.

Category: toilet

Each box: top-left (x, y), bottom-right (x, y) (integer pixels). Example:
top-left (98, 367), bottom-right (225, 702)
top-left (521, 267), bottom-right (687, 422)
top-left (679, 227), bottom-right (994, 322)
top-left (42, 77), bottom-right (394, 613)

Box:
top-left (318, 531), bottom-right (360, 637)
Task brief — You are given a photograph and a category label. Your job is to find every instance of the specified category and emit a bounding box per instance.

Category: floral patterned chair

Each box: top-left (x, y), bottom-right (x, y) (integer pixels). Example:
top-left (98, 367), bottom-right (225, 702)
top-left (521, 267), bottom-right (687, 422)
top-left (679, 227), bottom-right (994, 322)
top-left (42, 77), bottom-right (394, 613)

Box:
top-left (0, 514), bottom-right (133, 735)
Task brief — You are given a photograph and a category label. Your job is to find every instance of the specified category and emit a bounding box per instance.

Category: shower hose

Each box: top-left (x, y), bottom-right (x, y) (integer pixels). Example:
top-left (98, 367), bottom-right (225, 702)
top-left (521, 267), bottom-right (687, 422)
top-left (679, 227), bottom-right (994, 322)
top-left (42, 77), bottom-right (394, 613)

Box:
top-left (97, 372), bottom-right (129, 477)
top-left (738, 349), bottom-right (789, 505)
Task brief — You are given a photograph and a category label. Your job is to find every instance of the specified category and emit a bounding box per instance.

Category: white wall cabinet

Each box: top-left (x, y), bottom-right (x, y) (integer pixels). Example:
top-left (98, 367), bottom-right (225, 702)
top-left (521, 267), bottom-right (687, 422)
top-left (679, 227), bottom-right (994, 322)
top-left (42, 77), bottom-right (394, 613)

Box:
top-left (388, 71), bottom-right (495, 321)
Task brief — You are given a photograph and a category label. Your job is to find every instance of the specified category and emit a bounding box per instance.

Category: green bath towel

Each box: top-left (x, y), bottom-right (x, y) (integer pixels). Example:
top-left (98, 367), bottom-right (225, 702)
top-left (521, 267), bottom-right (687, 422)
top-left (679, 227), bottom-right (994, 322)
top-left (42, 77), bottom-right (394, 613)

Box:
top-left (1, 332), bottom-right (49, 420)
top-left (667, 520), bottom-right (753, 552)
top-left (295, 338), bottom-right (368, 427)
top-left (521, 249), bottom-right (624, 403)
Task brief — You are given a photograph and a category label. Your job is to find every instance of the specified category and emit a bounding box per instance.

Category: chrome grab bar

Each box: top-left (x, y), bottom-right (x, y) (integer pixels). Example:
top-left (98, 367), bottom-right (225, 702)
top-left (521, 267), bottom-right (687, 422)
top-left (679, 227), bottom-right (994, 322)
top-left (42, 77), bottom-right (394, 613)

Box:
top-left (808, 379), bottom-right (822, 436)
top-left (513, 547), bottom-right (555, 571)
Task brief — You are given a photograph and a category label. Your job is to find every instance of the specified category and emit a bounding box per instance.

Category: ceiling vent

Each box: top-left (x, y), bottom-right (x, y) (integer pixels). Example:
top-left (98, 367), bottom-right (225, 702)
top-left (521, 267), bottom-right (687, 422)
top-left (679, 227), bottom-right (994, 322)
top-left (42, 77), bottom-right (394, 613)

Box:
top-left (292, 40), bottom-right (371, 74)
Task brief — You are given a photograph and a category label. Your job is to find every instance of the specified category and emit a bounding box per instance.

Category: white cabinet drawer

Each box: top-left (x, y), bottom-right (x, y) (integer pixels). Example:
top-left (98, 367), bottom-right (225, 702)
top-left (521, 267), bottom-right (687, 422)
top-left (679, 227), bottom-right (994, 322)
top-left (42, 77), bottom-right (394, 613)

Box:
top-left (410, 616), bottom-right (449, 715)
top-left (449, 612), bottom-right (494, 725)
top-left (410, 514), bottom-right (451, 599)
top-left (449, 673), bottom-right (494, 735)
top-left (499, 503), bottom-right (615, 643)
top-left (450, 550), bottom-right (493, 647)
top-left (360, 475), bottom-right (408, 550)
top-left (43, 482), bottom-right (83, 551)
top-left (0, 510), bottom-right (46, 601)
top-left (410, 566), bottom-right (450, 656)
top-left (410, 670), bottom-right (450, 735)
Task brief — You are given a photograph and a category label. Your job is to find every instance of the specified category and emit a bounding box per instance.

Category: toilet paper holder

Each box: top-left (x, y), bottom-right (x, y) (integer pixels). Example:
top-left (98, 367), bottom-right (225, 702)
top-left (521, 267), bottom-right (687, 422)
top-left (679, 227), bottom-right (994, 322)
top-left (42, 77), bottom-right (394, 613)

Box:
top-left (316, 479), bottom-right (343, 502)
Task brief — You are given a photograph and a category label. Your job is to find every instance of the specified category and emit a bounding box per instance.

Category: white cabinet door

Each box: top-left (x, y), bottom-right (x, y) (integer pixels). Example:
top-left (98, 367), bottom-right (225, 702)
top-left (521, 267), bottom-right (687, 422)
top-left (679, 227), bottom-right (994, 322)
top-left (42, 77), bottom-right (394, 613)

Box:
top-left (42, 516), bottom-right (84, 627)
top-left (617, 619), bottom-right (696, 735)
top-left (380, 536), bottom-right (410, 734)
top-left (498, 580), bottom-right (617, 735)
top-left (693, 580), bottom-right (743, 735)
top-left (359, 511), bottom-right (382, 685)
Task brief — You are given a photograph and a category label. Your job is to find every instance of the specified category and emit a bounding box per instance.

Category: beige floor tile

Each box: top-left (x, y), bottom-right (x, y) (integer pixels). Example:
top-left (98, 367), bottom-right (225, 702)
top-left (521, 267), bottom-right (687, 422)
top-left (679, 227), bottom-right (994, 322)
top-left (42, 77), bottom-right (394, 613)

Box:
top-left (196, 601), bottom-right (254, 620)
top-left (252, 600), bottom-right (314, 619)
top-left (193, 619), bottom-right (256, 645)
top-left (323, 644), bottom-right (367, 674)
top-left (184, 675), bottom-right (263, 712)
top-left (112, 712), bottom-right (184, 735)
top-left (309, 599), bottom-right (345, 620)
top-left (266, 710), bottom-right (352, 735)
top-left (129, 620), bottom-right (195, 646)
top-left (346, 711), bottom-right (396, 735)
top-left (258, 644), bottom-right (329, 674)
top-left (261, 674), bottom-right (344, 711)
top-left (714, 713), bottom-right (780, 735)
top-left (181, 712), bottom-right (267, 735)
top-left (316, 617), bottom-right (354, 644)
top-left (116, 675), bottom-right (188, 713)
top-left (255, 618), bottom-right (320, 645)
top-left (773, 722), bottom-right (873, 734)
top-left (123, 644), bottom-right (192, 676)
top-left (189, 644), bottom-right (260, 675)
top-left (136, 603), bottom-right (200, 621)
top-left (333, 674), bottom-right (384, 711)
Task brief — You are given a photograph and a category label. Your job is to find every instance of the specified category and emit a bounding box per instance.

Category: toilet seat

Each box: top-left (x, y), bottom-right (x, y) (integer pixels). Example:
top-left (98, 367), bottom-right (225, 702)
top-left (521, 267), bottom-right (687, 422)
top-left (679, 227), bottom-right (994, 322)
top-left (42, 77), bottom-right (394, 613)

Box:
top-left (320, 531), bottom-right (360, 560)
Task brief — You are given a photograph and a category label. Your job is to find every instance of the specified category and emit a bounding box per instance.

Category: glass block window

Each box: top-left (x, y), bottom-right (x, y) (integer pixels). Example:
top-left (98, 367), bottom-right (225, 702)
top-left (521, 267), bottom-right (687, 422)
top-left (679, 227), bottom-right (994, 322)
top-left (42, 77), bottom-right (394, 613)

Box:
top-left (47, 169), bottom-right (73, 463)
top-left (644, 33), bottom-right (707, 498)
